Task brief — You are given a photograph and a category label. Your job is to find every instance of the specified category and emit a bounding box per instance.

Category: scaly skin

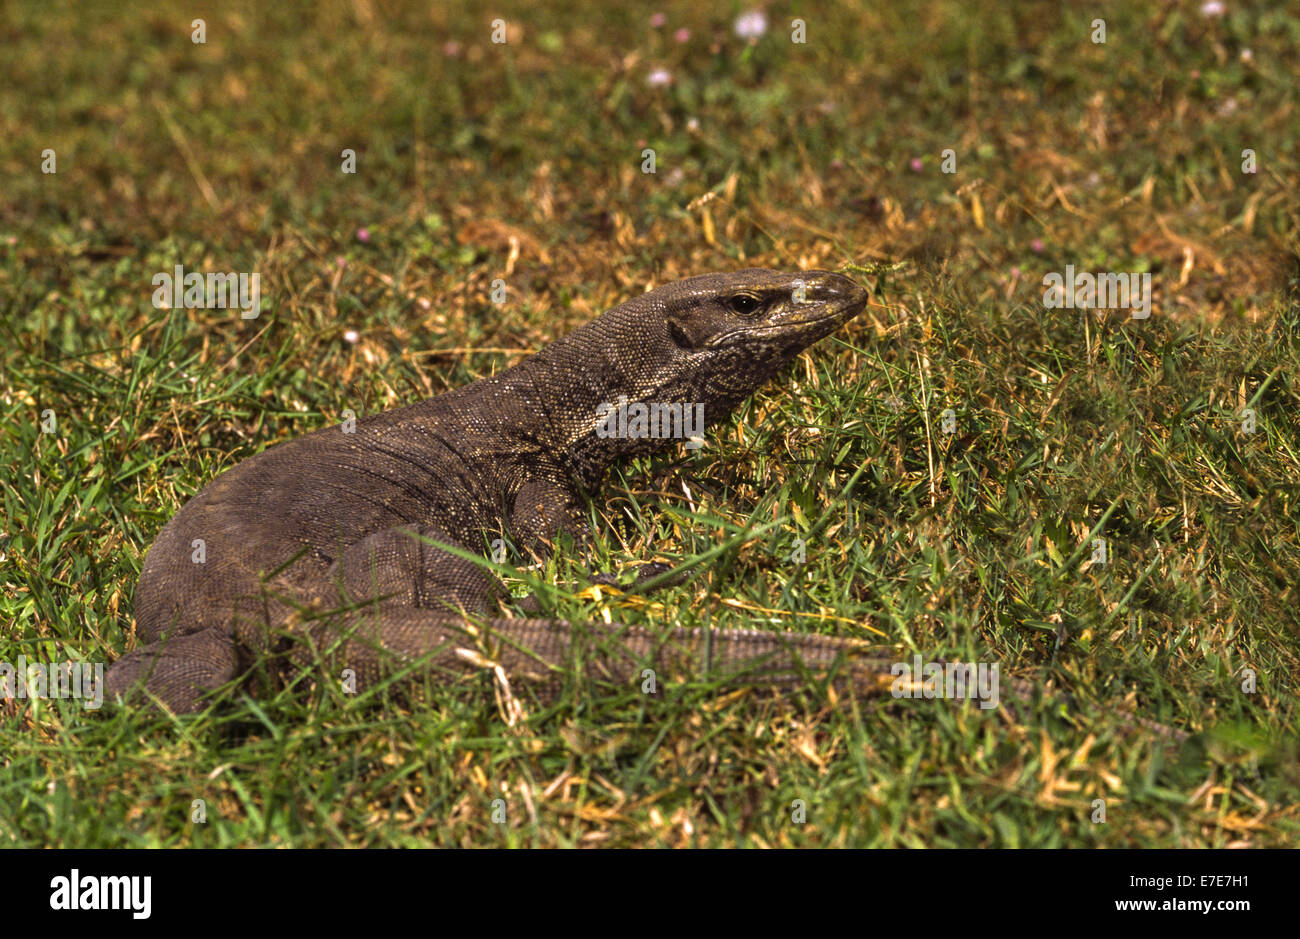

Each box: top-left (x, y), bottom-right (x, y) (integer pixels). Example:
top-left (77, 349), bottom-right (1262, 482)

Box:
top-left (106, 270), bottom-right (873, 712)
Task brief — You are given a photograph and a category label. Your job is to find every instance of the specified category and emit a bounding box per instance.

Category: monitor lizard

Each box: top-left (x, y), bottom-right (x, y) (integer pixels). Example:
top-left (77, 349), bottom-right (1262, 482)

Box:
top-left (103, 268), bottom-right (1186, 742)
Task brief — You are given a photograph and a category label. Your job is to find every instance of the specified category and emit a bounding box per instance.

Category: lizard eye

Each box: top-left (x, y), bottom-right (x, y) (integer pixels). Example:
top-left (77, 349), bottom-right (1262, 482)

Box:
top-left (728, 294), bottom-right (762, 315)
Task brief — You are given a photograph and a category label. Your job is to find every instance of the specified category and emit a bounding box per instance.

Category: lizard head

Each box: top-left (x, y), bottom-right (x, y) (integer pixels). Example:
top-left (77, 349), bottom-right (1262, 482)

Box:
top-left (527, 268), bottom-right (868, 488)
top-left (632, 268), bottom-right (869, 421)
top-left (659, 267), bottom-right (867, 376)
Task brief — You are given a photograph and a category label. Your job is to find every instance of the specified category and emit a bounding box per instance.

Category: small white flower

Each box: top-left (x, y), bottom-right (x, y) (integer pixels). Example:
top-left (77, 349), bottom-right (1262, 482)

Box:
top-left (343, 329), bottom-right (359, 344)
top-left (734, 10), bottom-right (767, 39)
top-left (1200, 1), bottom-right (1226, 17)
top-left (647, 68), bottom-right (672, 87)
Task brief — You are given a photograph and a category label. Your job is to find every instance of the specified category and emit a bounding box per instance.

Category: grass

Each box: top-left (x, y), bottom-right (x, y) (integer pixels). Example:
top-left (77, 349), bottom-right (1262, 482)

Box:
top-left (1, 0), bottom-right (1298, 847)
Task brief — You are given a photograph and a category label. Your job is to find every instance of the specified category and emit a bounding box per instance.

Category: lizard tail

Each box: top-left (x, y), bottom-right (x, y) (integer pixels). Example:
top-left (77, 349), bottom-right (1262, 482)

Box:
top-left (106, 609), bottom-right (1190, 745)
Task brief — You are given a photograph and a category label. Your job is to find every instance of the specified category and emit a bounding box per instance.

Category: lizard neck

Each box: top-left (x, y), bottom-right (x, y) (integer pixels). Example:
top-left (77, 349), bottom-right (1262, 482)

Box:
top-left (501, 322), bottom-right (699, 493)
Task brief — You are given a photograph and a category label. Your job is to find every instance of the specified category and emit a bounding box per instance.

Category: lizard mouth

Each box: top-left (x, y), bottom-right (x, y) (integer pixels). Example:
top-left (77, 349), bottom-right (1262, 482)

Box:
top-left (705, 296), bottom-right (866, 348)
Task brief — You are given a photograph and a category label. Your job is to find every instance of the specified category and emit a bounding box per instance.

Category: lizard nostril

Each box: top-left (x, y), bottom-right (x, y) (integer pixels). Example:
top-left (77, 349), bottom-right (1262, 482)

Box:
top-left (806, 272), bottom-right (867, 304)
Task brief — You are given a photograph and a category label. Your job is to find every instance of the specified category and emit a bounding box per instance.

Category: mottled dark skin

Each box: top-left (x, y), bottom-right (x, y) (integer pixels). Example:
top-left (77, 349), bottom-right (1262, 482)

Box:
top-left (103, 268), bottom-right (1186, 744)
top-left (106, 270), bottom-right (881, 713)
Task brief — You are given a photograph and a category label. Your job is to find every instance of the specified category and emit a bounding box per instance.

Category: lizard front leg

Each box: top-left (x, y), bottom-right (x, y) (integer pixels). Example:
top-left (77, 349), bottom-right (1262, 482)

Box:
top-left (509, 475), bottom-right (685, 604)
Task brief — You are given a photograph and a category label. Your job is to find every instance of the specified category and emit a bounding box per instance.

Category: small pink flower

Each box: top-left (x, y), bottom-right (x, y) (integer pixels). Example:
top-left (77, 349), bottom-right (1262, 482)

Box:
top-left (647, 68), bottom-right (672, 87)
top-left (910, 157), bottom-right (924, 172)
top-left (356, 228), bottom-right (370, 243)
top-left (686, 117), bottom-right (700, 131)
top-left (650, 13), bottom-right (667, 28)
top-left (1200, 1), bottom-right (1226, 17)
top-left (734, 10), bottom-right (767, 39)
top-left (335, 256), bottom-right (347, 269)
top-left (674, 28), bottom-right (690, 43)
top-left (1010, 266), bottom-right (1021, 278)
top-left (442, 40), bottom-right (461, 57)
top-left (829, 158), bottom-right (843, 170)
top-left (1030, 239), bottom-right (1045, 253)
